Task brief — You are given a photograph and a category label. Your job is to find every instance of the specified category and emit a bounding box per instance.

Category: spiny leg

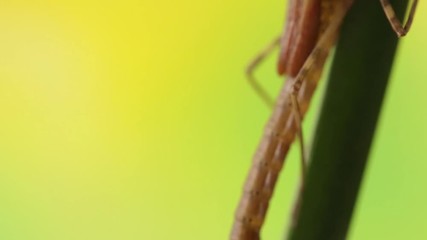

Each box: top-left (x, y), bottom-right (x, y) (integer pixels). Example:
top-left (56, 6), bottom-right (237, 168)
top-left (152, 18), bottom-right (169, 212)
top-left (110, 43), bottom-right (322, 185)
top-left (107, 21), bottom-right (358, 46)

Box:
top-left (246, 36), bottom-right (281, 108)
top-left (380, 0), bottom-right (418, 37)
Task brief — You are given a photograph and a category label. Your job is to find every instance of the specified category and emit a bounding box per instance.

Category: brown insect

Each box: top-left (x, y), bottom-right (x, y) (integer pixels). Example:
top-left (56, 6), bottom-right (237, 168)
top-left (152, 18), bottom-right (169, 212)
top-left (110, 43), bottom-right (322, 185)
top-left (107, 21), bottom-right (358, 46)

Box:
top-left (231, 0), bottom-right (418, 239)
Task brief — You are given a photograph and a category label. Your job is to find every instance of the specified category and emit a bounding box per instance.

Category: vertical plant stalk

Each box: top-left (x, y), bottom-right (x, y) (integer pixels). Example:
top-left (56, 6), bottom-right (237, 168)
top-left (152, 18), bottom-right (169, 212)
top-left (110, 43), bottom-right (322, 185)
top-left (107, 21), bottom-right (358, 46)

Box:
top-left (287, 0), bottom-right (409, 239)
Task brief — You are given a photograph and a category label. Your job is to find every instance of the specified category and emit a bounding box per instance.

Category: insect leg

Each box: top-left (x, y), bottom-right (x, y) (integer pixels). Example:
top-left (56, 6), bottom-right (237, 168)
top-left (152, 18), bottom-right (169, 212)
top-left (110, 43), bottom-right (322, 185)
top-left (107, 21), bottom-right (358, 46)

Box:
top-left (291, 94), bottom-right (307, 181)
top-left (289, 1), bottom-right (352, 179)
top-left (379, 0), bottom-right (418, 37)
top-left (246, 36), bottom-right (281, 108)
top-left (281, 3), bottom-right (354, 227)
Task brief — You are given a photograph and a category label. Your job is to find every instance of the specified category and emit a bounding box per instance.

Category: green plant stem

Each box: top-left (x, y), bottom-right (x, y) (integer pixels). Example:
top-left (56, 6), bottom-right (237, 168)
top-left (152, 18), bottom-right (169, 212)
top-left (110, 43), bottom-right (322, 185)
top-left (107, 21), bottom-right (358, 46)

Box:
top-left (287, 0), bottom-right (409, 239)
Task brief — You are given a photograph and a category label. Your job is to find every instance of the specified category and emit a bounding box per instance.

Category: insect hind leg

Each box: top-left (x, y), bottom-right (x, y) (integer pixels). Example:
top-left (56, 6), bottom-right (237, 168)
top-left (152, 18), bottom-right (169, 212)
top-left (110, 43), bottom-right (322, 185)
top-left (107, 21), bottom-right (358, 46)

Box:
top-left (380, 0), bottom-right (418, 37)
top-left (246, 36), bottom-right (281, 108)
top-left (291, 93), bottom-right (307, 182)
top-left (287, 1), bottom-right (353, 183)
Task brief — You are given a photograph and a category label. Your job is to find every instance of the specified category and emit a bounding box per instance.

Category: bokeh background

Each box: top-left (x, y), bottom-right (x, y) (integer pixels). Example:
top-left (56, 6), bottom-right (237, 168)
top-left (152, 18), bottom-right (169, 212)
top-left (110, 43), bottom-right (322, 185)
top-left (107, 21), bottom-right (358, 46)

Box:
top-left (0, 1), bottom-right (426, 239)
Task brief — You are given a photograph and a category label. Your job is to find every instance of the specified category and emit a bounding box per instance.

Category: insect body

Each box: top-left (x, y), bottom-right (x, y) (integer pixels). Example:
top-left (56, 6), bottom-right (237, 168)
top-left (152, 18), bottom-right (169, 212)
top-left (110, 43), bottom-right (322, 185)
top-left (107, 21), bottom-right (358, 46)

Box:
top-left (231, 0), bottom-right (417, 239)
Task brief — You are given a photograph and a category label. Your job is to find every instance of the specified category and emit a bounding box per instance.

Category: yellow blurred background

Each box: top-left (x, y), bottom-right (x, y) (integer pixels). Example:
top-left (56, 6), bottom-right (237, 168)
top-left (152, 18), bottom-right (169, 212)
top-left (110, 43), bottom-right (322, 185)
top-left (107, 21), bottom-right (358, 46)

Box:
top-left (0, 1), bottom-right (426, 239)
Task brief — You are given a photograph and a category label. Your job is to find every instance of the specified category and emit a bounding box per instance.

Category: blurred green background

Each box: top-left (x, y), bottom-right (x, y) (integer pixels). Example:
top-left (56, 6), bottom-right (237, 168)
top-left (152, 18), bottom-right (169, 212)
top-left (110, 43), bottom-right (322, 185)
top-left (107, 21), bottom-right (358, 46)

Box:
top-left (0, 1), bottom-right (426, 239)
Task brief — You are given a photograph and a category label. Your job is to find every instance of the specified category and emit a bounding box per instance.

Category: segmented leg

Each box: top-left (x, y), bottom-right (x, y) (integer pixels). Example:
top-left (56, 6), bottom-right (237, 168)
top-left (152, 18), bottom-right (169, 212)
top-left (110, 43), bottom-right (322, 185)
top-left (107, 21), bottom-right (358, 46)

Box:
top-left (286, 0), bottom-right (353, 226)
top-left (288, 0), bottom-right (353, 179)
top-left (246, 37), bottom-right (281, 107)
top-left (291, 94), bottom-right (307, 182)
top-left (380, 0), bottom-right (418, 37)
